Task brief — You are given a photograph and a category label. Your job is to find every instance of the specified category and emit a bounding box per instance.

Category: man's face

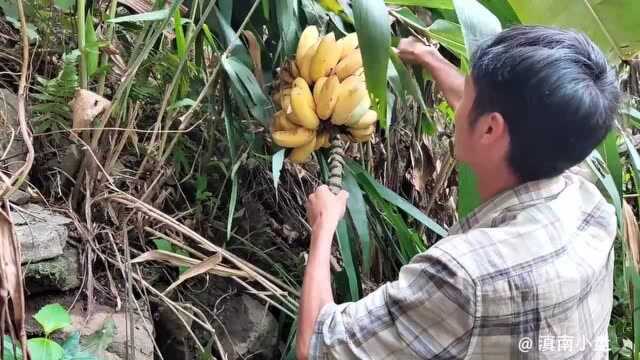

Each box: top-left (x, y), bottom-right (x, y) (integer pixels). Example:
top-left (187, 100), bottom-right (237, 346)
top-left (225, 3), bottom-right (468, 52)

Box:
top-left (453, 77), bottom-right (478, 166)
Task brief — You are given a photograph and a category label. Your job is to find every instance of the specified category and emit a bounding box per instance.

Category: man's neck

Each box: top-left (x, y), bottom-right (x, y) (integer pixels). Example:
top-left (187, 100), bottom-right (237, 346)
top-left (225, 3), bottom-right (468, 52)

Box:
top-left (476, 167), bottom-right (521, 203)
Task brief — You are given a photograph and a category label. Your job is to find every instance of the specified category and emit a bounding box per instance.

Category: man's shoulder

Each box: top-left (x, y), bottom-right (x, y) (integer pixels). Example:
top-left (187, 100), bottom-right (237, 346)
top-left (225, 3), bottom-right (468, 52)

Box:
top-left (431, 172), bottom-right (616, 282)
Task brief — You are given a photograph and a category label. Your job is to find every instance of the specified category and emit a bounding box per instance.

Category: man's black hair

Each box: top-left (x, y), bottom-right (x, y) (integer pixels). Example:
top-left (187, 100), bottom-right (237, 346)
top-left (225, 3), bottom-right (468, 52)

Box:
top-left (470, 26), bottom-right (621, 182)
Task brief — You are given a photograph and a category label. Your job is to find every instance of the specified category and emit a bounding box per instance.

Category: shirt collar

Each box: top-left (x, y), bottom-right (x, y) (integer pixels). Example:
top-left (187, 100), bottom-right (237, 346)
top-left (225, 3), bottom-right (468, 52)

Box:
top-left (448, 174), bottom-right (568, 235)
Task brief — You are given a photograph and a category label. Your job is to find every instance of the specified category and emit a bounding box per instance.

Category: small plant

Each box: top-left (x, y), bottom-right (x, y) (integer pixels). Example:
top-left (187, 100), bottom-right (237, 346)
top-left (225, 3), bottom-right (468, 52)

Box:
top-left (2, 304), bottom-right (113, 360)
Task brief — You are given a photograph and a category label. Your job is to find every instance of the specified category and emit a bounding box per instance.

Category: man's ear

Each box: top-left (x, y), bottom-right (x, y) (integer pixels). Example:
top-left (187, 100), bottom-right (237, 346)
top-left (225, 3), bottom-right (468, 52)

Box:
top-left (479, 112), bottom-right (507, 145)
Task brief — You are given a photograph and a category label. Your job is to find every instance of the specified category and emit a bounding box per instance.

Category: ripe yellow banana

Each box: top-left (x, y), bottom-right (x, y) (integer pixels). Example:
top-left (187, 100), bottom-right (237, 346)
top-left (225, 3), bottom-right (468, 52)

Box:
top-left (290, 86), bottom-right (320, 129)
top-left (335, 49), bottom-right (363, 81)
top-left (289, 135), bottom-right (317, 163)
top-left (296, 26), bottom-right (319, 68)
top-left (337, 33), bottom-right (358, 60)
top-left (313, 77), bottom-right (327, 104)
top-left (310, 33), bottom-right (342, 82)
top-left (293, 78), bottom-right (315, 110)
top-left (331, 76), bottom-right (369, 125)
top-left (272, 127), bottom-right (315, 148)
top-left (349, 125), bottom-right (376, 142)
top-left (344, 95), bottom-right (372, 127)
top-left (299, 41), bottom-right (319, 83)
top-left (273, 110), bottom-right (298, 131)
top-left (314, 75), bottom-right (340, 120)
top-left (350, 109), bottom-right (377, 129)
top-left (314, 132), bottom-right (331, 150)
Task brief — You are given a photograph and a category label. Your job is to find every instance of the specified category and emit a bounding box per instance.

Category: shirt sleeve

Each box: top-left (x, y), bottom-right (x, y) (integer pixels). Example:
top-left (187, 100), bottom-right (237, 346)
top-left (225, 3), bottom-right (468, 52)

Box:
top-left (308, 246), bottom-right (477, 359)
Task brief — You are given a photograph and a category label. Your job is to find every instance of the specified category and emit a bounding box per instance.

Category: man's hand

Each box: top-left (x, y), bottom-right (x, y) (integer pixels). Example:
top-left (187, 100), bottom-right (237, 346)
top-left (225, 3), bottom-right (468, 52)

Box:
top-left (306, 185), bottom-right (349, 231)
top-left (396, 36), bottom-right (465, 110)
top-left (297, 185), bottom-right (348, 359)
top-left (396, 37), bottom-right (442, 66)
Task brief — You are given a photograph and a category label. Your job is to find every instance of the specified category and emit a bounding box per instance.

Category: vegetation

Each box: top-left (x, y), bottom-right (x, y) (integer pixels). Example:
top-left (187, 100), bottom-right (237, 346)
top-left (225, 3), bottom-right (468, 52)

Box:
top-left (0, 0), bottom-right (638, 359)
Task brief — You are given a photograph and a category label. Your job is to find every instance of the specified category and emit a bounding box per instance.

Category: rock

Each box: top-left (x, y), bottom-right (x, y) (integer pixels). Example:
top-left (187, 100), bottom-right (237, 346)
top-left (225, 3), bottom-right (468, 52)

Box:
top-left (67, 304), bottom-right (155, 360)
top-left (24, 246), bottom-right (81, 294)
top-left (9, 189), bottom-right (30, 205)
top-left (215, 294), bottom-right (278, 359)
top-left (0, 88), bottom-right (27, 174)
top-left (14, 204), bottom-right (72, 263)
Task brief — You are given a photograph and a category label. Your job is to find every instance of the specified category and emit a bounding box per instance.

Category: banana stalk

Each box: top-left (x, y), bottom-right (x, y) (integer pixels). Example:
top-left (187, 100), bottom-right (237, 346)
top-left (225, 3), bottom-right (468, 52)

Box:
top-left (327, 134), bottom-right (345, 194)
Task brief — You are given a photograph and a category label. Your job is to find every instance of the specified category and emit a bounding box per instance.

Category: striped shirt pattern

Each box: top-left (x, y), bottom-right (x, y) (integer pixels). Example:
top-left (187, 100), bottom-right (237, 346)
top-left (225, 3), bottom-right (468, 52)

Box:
top-left (309, 170), bottom-right (616, 359)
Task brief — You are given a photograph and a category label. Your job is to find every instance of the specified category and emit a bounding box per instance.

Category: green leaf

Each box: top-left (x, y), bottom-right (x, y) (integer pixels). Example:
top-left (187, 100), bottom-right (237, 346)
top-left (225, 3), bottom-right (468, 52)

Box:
top-left (222, 57), bottom-right (271, 124)
top-left (0, 0), bottom-right (18, 18)
top-left (54, 0), bottom-right (75, 11)
top-left (3, 335), bottom-right (22, 360)
top-left (456, 163), bottom-right (482, 218)
top-left (452, 0), bottom-right (502, 59)
top-left (275, 0), bottom-right (301, 57)
top-left (586, 150), bottom-right (622, 225)
top-left (506, 0), bottom-right (640, 63)
top-left (335, 219), bottom-right (360, 301)
top-left (427, 19), bottom-right (467, 60)
top-left (385, 0), bottom-right (453, 9)
top-left (478, 0), bottom-right (520, 26)
top-left (598, 129), bottom-right (623, 194)
top-left (348, 161), bottom-right (447, 237)
top-left (34, 304), bottom-right (71, 337)
top-left (389, 48), bottom-right (429, 118)
top-left (153, 238), bottom-right (172, 252)
top-left (262, 0), bottom-right (270, 20)
top-left (173, 9), bottom-right (187, 60)
top-left (168, 98), bottom-right (197, 111)
top-left (355, 171), bottom-right (423, 262)
top-left (84, 16), bottom-right (99, 78)
top-left (27, 338), bottom-right (64, 360)
top-left (391, 7), bottom-right (428, 31)
top-left (223, 95), bottom-right (239, 242)
top-left (622, 106), bottom-right (640, 129)
top-left (219, 0), bottom-right (233, 21)
top-left (318, 0), bottom-right (343, 13)
top-left (108, 9), bottom-right (171, 23)
top-left (272, 149), bottom-right (285, 192)
top-left (343, 170), bottom-right (372, 276)
top-left (624, 133), bottom-right (640, 191)
top-left (352, 0), bottom-right (391, 128)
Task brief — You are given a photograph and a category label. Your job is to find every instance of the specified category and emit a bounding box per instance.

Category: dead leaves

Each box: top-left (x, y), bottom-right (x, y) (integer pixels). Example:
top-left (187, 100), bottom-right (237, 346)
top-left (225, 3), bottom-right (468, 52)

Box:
top-left (130, 250), bottom-right (247, 294)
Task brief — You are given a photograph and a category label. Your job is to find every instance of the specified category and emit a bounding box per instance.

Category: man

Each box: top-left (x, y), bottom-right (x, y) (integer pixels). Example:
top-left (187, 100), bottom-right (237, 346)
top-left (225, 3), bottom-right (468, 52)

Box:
top-left (296, 26), bottom-right (621, 359)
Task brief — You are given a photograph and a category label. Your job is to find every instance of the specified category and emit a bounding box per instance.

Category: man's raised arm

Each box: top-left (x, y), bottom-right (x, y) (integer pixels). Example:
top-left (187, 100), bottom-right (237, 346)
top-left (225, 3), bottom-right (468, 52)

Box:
top-left (397, 37), bottom-right (465, 110)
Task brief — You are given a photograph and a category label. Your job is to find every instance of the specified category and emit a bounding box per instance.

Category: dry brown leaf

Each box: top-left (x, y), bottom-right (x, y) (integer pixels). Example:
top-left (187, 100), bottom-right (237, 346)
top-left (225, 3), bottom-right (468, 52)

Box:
top-left (243, 30), bottom-right (265, 88)
top-left (162, 253), bottom-right (223, 295)
top-left (131, 249), bottom-right (196, 267)
top-left (624, 200), bottom-right (640, 271)
top-left (131, 250), bottom-right (246, 279)
top-left (69, 89), bottom-right (111, 136)
top-left (0, 202), bottom-right (28, 357)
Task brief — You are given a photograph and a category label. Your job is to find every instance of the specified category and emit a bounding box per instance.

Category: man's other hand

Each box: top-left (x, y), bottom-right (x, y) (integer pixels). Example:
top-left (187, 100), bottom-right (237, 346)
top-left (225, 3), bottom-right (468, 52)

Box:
top-left (396, 37), bottom-right (441, 65)
top-left (306, 185), bottom-right (349, 230)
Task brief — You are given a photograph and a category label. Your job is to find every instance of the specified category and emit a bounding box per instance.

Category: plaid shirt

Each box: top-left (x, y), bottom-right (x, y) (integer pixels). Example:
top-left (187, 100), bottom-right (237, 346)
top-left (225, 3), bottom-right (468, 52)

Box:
top-left (309, 169), bottom-right (616, 359)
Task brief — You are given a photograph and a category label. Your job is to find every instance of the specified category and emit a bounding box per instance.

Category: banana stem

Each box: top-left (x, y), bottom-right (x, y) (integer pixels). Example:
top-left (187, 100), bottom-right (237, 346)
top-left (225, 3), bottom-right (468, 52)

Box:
top-left (327, 134), bottom-right (345, 194)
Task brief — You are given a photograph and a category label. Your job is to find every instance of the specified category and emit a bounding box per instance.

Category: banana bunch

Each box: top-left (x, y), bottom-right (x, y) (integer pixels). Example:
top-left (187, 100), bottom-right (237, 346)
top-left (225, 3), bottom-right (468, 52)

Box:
top-left (270, 26), bottom-right (377, 164)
